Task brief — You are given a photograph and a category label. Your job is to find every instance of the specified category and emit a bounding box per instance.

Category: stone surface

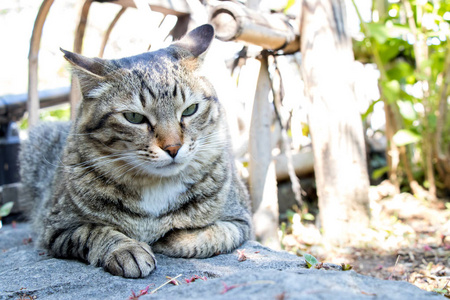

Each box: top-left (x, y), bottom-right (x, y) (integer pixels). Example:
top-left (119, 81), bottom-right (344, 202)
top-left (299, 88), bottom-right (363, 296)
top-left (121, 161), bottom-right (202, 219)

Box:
top-left (0, 223), bottom-right (441, 299)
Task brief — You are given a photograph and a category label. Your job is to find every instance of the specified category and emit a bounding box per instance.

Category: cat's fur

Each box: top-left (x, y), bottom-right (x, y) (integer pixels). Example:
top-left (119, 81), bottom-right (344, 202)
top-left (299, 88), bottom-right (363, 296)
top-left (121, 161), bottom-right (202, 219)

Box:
top-left (19, 25), bottom-right (252, 278)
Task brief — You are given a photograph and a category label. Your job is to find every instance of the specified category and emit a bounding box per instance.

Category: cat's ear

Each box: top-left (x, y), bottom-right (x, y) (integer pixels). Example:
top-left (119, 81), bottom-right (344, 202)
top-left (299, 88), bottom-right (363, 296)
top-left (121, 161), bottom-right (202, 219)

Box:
top-left (60, 48), bottom-right (107, 78)
top-left (173, 24), bottom-right (215, 59)
top-left (61, 49), bottom-right (109, 99)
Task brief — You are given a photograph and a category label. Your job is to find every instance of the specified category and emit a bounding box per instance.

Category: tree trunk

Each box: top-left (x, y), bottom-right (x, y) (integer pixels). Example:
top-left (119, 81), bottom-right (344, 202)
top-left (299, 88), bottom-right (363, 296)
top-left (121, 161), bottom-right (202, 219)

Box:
top-left (300, 0), bottom-right (370, 246)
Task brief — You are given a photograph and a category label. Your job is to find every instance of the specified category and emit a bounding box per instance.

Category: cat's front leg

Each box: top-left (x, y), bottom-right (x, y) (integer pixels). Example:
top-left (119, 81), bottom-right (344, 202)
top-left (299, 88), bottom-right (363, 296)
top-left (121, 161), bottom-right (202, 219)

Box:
top-left (152, 220), bottom-right (251, 258)
top-left (42, 224), bottom-right (156, 278)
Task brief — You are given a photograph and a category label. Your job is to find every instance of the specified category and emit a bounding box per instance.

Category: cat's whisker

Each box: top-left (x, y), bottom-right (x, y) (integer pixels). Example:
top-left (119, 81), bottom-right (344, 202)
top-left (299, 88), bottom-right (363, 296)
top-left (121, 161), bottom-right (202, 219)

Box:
top-left (65, 152), bottom-right (130, 169)
top-left (88, 157), bottom-right (139, 184)
top-left (70, 154), bottom-right (136, 180)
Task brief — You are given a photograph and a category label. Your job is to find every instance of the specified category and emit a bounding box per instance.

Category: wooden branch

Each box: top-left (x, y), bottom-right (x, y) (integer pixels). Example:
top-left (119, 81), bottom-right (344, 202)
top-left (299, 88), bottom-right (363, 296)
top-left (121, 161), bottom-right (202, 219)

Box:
top-left (28, 0), bottom-right (55, 128)
top-left (209, 1), bottom-right (299, 54)
top-left (108, 0), bottom-right (190, 16)
top-left (99, 7), bottom-right (127, 58)
top-left (270, 58), bottom-right (303, 206)
top-left (70, 0), bottom-right (94, 120)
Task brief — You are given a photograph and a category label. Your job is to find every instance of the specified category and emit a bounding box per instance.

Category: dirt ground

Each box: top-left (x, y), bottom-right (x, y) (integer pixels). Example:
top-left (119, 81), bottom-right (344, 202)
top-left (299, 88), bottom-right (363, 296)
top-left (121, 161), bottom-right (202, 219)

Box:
top-left (281, 181), bottom-right (450, 297)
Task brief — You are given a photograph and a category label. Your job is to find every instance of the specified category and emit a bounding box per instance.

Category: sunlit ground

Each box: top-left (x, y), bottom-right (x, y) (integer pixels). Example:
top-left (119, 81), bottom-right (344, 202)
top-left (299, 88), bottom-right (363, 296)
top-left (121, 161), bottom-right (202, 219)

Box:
top-left (280, 182), bottom-right (450, 295)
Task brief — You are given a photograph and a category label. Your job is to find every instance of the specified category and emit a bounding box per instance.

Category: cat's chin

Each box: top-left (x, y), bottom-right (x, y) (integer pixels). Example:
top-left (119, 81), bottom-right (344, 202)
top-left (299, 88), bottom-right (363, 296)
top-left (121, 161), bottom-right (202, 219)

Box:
top-left (145, 162), bottom-right (186, 177)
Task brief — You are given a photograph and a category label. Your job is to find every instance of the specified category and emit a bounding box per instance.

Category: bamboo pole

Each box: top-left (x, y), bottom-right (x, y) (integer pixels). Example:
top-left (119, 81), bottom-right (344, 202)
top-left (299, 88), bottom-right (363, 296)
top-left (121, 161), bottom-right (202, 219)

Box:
top-left (209, 1), bottom-right (299, 54)
top-left (70, 0), bottom-right (94, 120)
top-left (28, 0), bottom-right (55, 127)
top-left (248, 53), bottom-right (280, 250)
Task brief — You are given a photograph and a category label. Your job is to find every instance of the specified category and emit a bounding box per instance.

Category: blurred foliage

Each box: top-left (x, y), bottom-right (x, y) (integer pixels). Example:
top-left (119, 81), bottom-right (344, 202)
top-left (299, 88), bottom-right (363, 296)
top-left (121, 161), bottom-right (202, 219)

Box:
top-left (0, 201), bottom-right (14, 229)
top-left (19, 104), bottom-right (71, 130)
top-left (0, 201), bottom-right (13, 218)
top-left (353, 0), bottom-right (450, 197)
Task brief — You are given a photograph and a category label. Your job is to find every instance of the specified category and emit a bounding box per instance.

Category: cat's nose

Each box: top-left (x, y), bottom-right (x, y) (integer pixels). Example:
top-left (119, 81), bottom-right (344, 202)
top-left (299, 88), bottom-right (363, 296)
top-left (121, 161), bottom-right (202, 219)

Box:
top-left (163, 144), bottom-right (181, 158)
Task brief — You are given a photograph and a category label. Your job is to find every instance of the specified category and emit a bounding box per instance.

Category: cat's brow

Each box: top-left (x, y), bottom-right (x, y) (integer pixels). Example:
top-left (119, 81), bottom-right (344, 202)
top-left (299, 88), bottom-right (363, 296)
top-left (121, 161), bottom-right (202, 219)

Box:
top-left (132, 69), bottom-right (156, 100)
top-left (180, 86), bottom-right (186, 103)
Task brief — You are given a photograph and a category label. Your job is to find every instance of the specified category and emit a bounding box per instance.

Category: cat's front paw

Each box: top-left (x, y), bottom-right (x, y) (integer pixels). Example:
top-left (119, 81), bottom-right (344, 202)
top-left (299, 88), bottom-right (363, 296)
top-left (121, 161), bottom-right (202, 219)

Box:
top-left (104, 241), bottom-right (156, 278)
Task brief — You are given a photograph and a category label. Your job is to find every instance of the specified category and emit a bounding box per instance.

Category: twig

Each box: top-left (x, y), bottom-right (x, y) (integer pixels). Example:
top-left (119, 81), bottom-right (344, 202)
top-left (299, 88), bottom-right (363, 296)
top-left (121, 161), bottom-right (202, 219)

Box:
top-left (416, 274), bottom-right (450, 281)
top-left (150, 274), bottom-right (182, 294)
top-left (269, 54), bottom-right (303, 207)
top-left (388, 255), bottom-right (400, 280)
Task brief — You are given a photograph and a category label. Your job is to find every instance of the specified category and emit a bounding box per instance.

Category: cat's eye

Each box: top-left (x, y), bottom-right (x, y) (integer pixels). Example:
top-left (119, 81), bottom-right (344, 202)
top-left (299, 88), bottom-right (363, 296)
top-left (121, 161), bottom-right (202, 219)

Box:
top-left (124, 112), bottom-right (145, 124)
top-left (182, 104), bottom-right (198, 117)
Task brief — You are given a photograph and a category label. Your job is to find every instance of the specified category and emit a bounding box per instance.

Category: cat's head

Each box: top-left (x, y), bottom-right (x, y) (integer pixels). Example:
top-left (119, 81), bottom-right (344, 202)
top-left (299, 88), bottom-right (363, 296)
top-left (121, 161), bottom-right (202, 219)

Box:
top-left (62, 24), bottom-right (227, 179)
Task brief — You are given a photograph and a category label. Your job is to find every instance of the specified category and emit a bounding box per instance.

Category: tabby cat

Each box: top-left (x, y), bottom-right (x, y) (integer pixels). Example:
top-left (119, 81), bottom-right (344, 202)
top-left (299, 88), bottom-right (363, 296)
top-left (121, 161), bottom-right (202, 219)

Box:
top-left (19, 24), bottom-right (252, 278)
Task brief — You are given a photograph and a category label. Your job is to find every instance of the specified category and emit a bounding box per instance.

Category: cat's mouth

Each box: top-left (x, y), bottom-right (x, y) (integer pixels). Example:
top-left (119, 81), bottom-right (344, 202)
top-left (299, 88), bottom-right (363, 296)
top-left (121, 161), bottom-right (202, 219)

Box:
top-left (157, 161), bottom-right (182, 168)
top-left (153, 160), bottom-right (186, 174)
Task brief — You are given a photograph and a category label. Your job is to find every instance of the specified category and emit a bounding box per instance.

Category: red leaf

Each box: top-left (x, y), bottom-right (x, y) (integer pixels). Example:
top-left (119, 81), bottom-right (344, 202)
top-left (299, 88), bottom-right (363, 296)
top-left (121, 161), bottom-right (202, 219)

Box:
top-left (128, 285), bottom-right (150, 299)
top-left (185, 275), bottom-right (207, 283)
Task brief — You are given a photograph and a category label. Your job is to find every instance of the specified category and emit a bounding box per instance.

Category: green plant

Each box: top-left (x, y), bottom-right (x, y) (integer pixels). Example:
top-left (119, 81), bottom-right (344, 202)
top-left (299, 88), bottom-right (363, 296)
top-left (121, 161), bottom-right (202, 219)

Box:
top-left (0, 201), bottom-right (14, 228)
top-left (353, 0), bottom-right (450, 198)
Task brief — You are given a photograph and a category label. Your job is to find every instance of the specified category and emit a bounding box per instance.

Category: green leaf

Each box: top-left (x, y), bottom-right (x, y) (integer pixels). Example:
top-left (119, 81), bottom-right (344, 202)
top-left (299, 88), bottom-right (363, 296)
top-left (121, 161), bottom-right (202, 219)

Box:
top-left (387, 62), bottom-right (414, 82)
top-left (0, 201), bottom-right (14, 217)
top-left (381, 80), bottom-right (400, 103)
top-left (367, 23), bottom-right (390, 44)
top-left (304, 253), bottom-right (319, 268)
top-left (428, 114), bottom-right (437, 131)
top-left (302, 213), bottom-right (315, 221)
top-left (283, 0), bottom-right (296, 13)
top-left (372, 166), bottom-right (389, 180)
top-left (393, 129), bottom-right (421, 146)
top-left (397, 100), bottom-right (417, 121)
top-left (362, 99), bottom-right (381, 120)
top-left (341, 263), bottom-right (353, 271)
top-left (387, 24), bottom-right (411, 37)
top-left (379, 44), bottom-right (400, 64)
top-left (433, 288), bottom-right (448, 295)
top-left (286, 209), bottom-right (296, 223)
top-left (301, 122), bottom-right (310, 137)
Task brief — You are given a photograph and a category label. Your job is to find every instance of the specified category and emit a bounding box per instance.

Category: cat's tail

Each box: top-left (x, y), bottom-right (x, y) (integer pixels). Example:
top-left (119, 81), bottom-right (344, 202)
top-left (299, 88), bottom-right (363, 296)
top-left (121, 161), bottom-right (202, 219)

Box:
top-left (19, 121), bottom-right (71, 221)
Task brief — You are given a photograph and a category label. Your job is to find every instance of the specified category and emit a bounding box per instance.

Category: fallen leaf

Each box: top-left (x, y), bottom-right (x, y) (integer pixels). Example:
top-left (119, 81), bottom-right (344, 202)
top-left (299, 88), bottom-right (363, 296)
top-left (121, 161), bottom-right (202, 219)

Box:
top-left (304, 253), bottom-right (319, 268)
top-left (128, 285), bottom-right (150, 300)
top-left (341, 263), bottom-right (353, 271)
top-left (185, 275), bottom-right (207, 283)
top-left (237, 249), bottom-right (247, 262)
top-left (361, 291), bottom-right (376, 296)
top-left (314, 262), bottom-right (324, 269)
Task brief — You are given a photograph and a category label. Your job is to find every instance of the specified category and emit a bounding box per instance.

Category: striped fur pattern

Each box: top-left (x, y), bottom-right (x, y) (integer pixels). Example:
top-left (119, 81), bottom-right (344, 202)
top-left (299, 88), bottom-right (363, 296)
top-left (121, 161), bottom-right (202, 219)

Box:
top-left (19, 25), bottom-right (252, 278)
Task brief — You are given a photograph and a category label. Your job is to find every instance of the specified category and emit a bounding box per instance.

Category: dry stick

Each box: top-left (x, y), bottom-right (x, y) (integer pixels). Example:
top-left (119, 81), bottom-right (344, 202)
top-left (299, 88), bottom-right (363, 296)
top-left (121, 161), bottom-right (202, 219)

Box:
top-left (388, 255), bottom-right (401, 280)
top-left (270, 55), bottom-right (303, 207)
top-left (99, 7), bottom-right (127, 58)
top-left (418, 275), bottom-right (450, 281)
top-left (150, 274), bottom-right (183, 294)
top-left (443, 279), bottom-right (450, 290)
